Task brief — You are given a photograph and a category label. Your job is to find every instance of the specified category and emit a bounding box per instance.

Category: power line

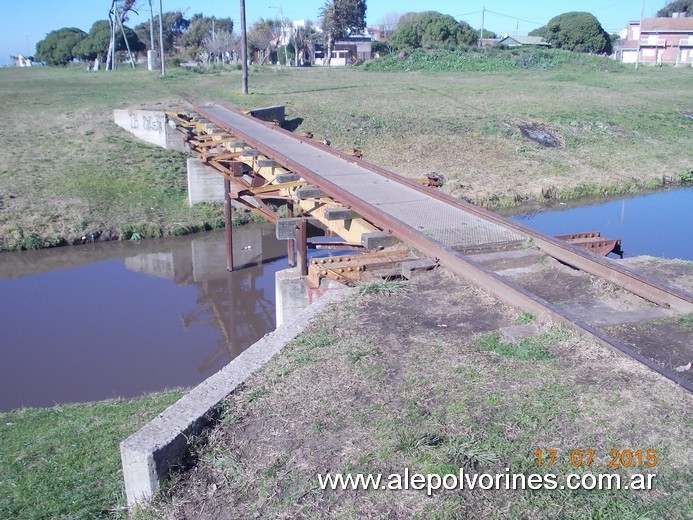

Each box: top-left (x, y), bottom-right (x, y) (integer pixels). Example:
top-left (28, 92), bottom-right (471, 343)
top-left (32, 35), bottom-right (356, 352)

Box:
top-left (456, 11), bottom-right (483, 18)
top-left (484, 9), bottom-right (545, 27)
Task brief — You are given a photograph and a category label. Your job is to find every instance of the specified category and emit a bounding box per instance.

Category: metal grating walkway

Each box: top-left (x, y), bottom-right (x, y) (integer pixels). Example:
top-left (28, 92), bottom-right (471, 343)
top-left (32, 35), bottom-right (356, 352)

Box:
top-left (201, 104), bottom-right (526, 250)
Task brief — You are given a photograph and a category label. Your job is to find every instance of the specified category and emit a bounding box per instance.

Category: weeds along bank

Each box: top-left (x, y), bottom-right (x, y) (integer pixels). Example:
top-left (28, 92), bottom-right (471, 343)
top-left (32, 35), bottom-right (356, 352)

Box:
top-left (1, 58), bottom-right (691, 251)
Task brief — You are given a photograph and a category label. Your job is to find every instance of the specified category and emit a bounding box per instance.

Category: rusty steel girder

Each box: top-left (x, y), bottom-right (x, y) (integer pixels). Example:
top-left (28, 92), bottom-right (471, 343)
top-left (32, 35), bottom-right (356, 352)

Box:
top-left (306, 249), bottom-right (416, 288)
top-left (555, 232), bottom-right (623, 258)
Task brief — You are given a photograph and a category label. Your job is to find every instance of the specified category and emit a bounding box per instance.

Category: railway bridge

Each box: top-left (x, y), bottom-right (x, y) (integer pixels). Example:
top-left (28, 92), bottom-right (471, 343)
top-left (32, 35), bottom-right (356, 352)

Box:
top-left (167, 102), bottom-right (693, 392)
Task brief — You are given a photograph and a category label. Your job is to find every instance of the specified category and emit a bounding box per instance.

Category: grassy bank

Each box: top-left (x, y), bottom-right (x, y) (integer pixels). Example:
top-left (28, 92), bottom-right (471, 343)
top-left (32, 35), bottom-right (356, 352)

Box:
top-left (141, 273), bottom-right (692, 519)
top-left (0, 62), bottom-right (691, 251)
top-left (0, 67), bottom-right (252, 251)
top-left (0, 390), bottom-right (184, 519)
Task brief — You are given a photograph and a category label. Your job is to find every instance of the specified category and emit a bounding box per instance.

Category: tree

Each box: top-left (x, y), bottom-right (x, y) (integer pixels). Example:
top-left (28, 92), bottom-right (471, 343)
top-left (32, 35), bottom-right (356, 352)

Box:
top-left (377, 11), bottom-right (400, 39)
top-left (201, 31), bottom-right (236, 64)
top-left (390, 12), bottom-right (477, 49)
top-left (248, 18), bottom-right (280, 64)
top-left (528, 26), bottom-right (548, 39)
top-left (544, 12), bottom-right (612, 54)
top-left (74, 20), bottom-right (143, 63)
top-left (319, 0), bottom-right (367, 65)
top-left (35, 27), bottom-right (87, 66)
top-left (180, 14), bottom-right (233, 59)
top-left (293, 21), bottom-right (321, 65)
top-left (134, 11), bottom-right (190, 51)
top-left (657, 0), bottom-right (693, 16)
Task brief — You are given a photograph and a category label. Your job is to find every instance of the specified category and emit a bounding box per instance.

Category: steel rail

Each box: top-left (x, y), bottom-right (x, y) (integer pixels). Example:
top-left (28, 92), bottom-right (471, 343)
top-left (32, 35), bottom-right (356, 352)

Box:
top-left (192, 102), bottom-right (693, 392)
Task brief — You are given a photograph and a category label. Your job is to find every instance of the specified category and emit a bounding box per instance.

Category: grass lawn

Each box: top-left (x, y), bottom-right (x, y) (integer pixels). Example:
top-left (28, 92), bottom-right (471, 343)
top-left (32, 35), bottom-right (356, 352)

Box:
top-left (1, 61), bottom-right (691, 251)
top-left (0, 390), bottom-right (184, 519)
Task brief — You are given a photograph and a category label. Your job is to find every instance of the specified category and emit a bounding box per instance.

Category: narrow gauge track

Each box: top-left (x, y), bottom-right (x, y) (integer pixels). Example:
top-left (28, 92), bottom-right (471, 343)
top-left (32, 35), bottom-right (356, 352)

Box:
top-left (192, 102), bottom-right (693, 392)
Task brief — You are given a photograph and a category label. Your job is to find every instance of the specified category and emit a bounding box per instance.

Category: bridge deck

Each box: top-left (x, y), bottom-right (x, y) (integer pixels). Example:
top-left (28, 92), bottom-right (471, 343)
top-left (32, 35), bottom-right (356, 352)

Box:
top-left (200, 104), bottom-right (526, 251)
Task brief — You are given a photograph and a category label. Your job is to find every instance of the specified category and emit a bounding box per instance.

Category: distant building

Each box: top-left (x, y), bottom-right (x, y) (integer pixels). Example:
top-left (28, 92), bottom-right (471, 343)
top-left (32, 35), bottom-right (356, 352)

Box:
top-left (314, 34), bottom-right (372, 66)
top-left (366, 26), bottom-right (387, 42)
top-left (620, 15), bottom-right (693, 65)
top-left (479, 38), bottom-right (501, 47)
top-left (14, 54), bottom-right (33, 67)
top-left (497, 35), bottom-right (550, 48)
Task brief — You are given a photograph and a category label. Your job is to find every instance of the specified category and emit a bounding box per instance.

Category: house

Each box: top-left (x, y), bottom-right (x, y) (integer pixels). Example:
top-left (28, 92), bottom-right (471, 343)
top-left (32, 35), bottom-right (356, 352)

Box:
top-left (314, 34), bottom-right (372, 66)
top-left (366, 26), bottom-right (388, 42)
top-left (479, 38), bottom-right (501, 47)
top-left (620, 15), bottom-right (693, 65)
top-left (497, 35), bottom-right (550, 48)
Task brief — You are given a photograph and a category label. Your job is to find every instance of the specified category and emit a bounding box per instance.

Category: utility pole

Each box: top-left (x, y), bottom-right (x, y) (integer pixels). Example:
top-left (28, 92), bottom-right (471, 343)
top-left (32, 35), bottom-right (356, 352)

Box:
top-left (635, 0), bottom-right (645, 69)
top-left (159, 0), bottom-right (165, 76)
top-left (479, 7), bottom-right (485, 47)
top-left (109, 1), bottom-right (117, 70)
top-left (148, 0), bottom-right (156, 70)
top-left (240, 0), bottom-right (249, 94)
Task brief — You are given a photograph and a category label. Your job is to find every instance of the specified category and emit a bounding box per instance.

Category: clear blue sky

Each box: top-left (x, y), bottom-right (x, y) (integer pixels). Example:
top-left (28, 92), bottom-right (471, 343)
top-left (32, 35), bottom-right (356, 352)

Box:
top-left (0, 0), bottom-right (672, 65)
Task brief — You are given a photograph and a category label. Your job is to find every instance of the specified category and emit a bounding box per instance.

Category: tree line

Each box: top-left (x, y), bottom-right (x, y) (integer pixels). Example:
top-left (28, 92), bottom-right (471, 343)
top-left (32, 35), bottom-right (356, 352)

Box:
top-left (35, 11), bottom-right (236, 67)
top-left (33, 0), bottom-right (369, 68)
top-left (35, 0), bottom-right (687, 68)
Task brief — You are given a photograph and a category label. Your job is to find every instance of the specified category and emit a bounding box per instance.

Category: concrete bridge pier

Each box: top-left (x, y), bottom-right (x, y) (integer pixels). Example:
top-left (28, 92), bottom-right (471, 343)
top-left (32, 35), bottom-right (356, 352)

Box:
top-left (275, 268), bottom-right (344, 327)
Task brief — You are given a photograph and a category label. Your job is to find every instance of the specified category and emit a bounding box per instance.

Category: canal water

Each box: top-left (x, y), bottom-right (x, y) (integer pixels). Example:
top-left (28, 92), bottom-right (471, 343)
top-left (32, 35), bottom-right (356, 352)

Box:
top-left (1, 188), bottom-right (691, 411)
top-left (0, 223), bottom-right (287, 412)
top-left (504, 188), bottom-right (693, 260)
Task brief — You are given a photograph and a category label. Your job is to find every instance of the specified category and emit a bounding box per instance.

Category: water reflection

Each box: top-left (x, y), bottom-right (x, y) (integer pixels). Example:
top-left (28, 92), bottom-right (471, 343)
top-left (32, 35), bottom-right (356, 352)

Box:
top-left (505, 188), bottom-right (693, 260)
top-left (0, 223), bottom-right (287, 411)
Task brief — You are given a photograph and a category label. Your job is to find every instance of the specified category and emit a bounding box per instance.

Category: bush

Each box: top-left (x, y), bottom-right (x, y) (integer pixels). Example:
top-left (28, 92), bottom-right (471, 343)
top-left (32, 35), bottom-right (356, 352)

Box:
top-left (362, 47), bottom-right (624, 73)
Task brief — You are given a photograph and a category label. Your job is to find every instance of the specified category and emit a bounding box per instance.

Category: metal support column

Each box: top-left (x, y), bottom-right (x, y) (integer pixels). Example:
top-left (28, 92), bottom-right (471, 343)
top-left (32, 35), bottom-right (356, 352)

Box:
top-left (224, 177), bottom-right (234, 271)
top-left (287, 200), bottom-right (296, 267)
top-left (296, 217), bottom-right (308, 276)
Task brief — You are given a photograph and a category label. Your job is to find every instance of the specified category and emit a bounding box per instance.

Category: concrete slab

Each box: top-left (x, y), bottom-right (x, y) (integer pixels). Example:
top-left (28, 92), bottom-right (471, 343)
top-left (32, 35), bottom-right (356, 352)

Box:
top-left (401, 258), bottom-right (437, 279)
top-left (120, 284), bottom-right (350, 507)
top-left (559, 302), bottom-right (673, 326)
top-left (276, 218), bottom-right (321, 240)
top-left (248, 105), bottom-right (285, 126)
top-left (257, 159), bottom-right (279, 168)
top-left (324, 208), bottom-right (359, 221)
top-left (297, 186), bottom-right (324, 200)
top-left (362, 232), bottom-right (399, 249)
top-left (276, 173), bottom-right (301, 183)
top-left (113, 109), bottom-right (186, 151)
top-left (470, 249), bottom-right (544, 271)
top-left (187, 158), bottom-right (225, 205)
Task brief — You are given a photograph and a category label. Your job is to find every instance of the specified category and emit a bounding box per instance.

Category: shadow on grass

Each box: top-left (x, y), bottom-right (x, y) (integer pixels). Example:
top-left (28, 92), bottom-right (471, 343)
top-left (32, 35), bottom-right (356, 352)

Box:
top-left (283, 117), bottom-right (304, 132)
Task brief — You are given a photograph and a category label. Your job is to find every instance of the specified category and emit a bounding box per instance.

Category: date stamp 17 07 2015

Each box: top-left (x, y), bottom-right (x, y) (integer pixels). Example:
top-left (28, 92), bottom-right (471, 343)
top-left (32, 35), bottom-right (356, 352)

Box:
top-left (535, 449), bottom-right (658, 469)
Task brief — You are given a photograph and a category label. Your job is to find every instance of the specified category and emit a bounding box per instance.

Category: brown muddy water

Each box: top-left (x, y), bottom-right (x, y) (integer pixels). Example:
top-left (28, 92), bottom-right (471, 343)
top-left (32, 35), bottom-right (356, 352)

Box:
top-left (0, 223), bottom-right (287, 412)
